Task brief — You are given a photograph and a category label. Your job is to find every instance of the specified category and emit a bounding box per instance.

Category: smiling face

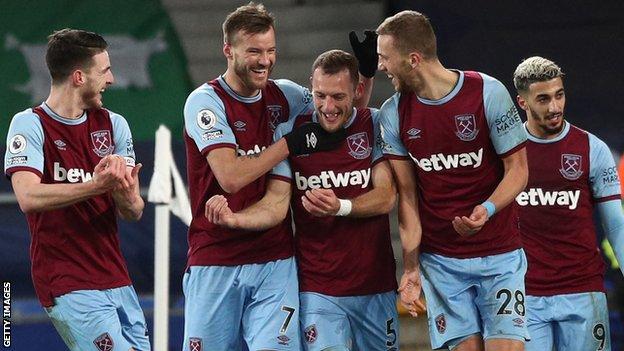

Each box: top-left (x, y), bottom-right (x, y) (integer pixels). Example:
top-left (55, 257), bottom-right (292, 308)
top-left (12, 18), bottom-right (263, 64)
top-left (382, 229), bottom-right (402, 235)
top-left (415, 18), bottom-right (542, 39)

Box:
top-left (517, 77), bottom-right (566, 139)
top-left (377, 34), bottom-right (415, 93)
top-left (311, 67), bottom-right (358, 133)
top-left (225, 27), bottom-right (276, 96)
top-left (80, 50), bottom-right (114, 109)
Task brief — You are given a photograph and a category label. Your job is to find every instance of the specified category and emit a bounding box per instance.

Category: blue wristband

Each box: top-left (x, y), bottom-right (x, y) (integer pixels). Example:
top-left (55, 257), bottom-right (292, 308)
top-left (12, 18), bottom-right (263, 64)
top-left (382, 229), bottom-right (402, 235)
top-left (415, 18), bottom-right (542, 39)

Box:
top-left (482, 201), bottom-right (496, 218)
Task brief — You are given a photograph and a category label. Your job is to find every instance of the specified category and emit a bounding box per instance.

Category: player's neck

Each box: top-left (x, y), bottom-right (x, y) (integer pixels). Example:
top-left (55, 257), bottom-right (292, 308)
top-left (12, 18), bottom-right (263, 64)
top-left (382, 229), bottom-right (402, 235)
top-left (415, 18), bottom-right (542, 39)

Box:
top-left (46, 85), bottom-right (85, 120)
top-left (223, 69), bottom-right (260, 98)
top-left (526, 120), bottom-right (566, 140)
top-left (413, 61), bottom-right (458, 101)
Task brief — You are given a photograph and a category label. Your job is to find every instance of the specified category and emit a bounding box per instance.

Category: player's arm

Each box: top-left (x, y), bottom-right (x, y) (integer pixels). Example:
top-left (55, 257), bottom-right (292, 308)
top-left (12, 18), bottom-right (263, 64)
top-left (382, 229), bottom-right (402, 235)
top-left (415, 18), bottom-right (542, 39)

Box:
top-left (205, 178), bottom-right (291, 231)
top-left (597, 200), bottom-right (624, 276)
top-left (349, 30), bottom-right (376, 109)
top-left (391, 158), bottom-right (426, 316)
top-left (453, 73), bottom-right (528, 236)
top-left (108, 113), bottom-right (144, 221)
top-left (452, 148), bottom-right (528, 236)
top-left (589, 133), bottom-right (624, 275)
top-left (206, 142), bottom-right (287, 193)
top-left (11, 155), bottom-right (126, 213)
top-left (301, 159), bottom-right (396, 217)
top-left (111, 163), bottom-right (144, 221)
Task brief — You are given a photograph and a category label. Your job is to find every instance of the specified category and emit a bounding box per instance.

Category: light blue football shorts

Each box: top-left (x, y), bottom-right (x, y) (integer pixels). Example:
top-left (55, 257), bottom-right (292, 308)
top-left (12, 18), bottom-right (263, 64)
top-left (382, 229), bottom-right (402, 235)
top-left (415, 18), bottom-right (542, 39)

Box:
top-left (44, 285), bottom-right (150, 351)
top-left (525, 292), bottom-right (610, 351)
top-left (182, 257), bottom-right (300, 351)
top-left (300, 291), bottom-right (399, 351)
top-left (419, 248), bottom-right (529, 349)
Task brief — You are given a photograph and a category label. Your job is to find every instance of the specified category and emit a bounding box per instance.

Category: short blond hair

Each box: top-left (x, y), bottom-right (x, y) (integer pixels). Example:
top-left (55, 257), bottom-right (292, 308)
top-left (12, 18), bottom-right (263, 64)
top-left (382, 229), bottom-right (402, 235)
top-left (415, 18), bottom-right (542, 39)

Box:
top-left (513, 56), bottom-right (564, 94)
top-left (376, 10), bottom-right (437, 59)
top-left (223, 2), bottom-right (275, 45)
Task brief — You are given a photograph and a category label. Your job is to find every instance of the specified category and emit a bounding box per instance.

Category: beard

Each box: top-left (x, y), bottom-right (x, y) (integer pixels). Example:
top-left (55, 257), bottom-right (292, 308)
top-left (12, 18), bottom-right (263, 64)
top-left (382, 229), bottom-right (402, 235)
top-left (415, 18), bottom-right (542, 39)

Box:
top-left (80, 85), bottom-right (102, 109)
top-left (395, 62), bottom-right (418, 94)
top-left (233, 59), bottom-right (273, 92)
top-left (529, 106), bottom-right (565, 136)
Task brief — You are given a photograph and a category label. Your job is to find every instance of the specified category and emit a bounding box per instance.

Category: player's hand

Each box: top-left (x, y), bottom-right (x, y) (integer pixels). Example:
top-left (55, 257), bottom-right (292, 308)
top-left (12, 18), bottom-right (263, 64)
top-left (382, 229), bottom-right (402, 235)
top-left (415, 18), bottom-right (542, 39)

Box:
top-left (284, 123), bottom-right (346, 156)
top-left (398, 269), bottom-right (426, 317)
top-left (452, 204), bottom-right (488, 237)
top-left (301, 188), bottom-right (340, 217)
top-left (112, 163), bottom-right (142, 203)
top-left (205, 195), bottom-right (238, 228)
top-left (349, 30), bottom-right (378, 78)
top-left (92, 155), bottom-right (128, 192)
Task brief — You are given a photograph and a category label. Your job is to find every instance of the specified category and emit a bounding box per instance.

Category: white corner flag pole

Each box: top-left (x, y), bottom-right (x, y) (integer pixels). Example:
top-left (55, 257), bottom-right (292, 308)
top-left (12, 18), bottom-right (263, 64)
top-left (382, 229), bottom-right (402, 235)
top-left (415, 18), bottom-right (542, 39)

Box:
top-left (148, 125), bottom-right (193, 351)
top-left (148, 125), bottom-right (173, 351)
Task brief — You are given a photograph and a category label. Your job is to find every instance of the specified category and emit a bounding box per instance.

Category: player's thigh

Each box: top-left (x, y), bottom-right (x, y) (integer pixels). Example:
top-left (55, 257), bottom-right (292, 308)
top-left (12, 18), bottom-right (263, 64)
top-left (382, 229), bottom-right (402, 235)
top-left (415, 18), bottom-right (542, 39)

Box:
top-left (243, 258), bottom-right (301, 351)
top-left (420, 253), bottom-right (481, 349)
top-left (554, 292), bottom-right (610, 351)
top-left (114, 286), bottom-right (151, 351)
top-left (347, 291), bottom-right (399, 351)
top-left (182, 266), bottom-right (245, 351)
top-left (475, 249), bottom-right (529, 344)
top-left (525, 295), bottom-right (554, 351)
top-left (448, 334), bottom-right (483, 351)
top-left (45, 289), bottom-right (135, 351)
top-left (300, 292), bottom-right (352, 351)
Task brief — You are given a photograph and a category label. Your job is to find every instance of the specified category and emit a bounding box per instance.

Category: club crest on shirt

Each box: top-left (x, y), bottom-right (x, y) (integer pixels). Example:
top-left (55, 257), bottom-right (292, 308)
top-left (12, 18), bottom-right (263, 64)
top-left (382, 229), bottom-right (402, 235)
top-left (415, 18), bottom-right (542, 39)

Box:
top-left (189, 337), bottom-right (202, 351)
top-left (91, 130), bottom-right (113, 157)
top-left (454, 114), bottom-right (479, 141)
top-left (559, 153), bottom-right (583, 180)
top-left (347, 132), bottom-right (372, 159)
top-left (9, 134), bottom-right (27, 154)
top-left (435, 314), bottom-right (446, 334)
top-left (267, 105), bottom-right (282, 131)
top-left (93, 332), bottom-right (114, 351)
top-left (197, 109), bottom-right (217, 130)
top-left (304, 324), bottom-right (317, 343)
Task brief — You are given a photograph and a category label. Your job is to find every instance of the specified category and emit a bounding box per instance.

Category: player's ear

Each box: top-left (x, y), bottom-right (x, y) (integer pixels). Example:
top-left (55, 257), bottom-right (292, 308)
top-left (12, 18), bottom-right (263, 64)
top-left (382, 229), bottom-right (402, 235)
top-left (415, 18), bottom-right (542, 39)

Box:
top-left (408, 51), bottom-right (422, 69)
top-left (223, 43), bottom-right (233, 59)
top-left (71, 69), bottom-right (85, 87)
top-left (354, 80), bottom-right (364, 100)
top-left (516, 94), bottom-right (528, 111)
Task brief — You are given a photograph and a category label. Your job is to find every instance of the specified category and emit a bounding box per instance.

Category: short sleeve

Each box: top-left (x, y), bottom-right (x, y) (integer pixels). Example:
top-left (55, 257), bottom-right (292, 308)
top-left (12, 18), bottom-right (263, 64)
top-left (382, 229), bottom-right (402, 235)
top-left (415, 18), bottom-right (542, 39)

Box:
top-left (109, 111), bottom-right (136, 167)
top-left (274, 79), bottom-right (314, 119)
top-left (481, 73), bottom-right (527, 156)
top-left (588, 133), bottom-right (621, 201)
top-left (379, 94), bottom-right (409, 157)
top-left (270, 119), bottom-right (295, 179)
top-left (5, 109), bottom-right (45, 177)
top-left (184, 84), bottom-right (237, 154)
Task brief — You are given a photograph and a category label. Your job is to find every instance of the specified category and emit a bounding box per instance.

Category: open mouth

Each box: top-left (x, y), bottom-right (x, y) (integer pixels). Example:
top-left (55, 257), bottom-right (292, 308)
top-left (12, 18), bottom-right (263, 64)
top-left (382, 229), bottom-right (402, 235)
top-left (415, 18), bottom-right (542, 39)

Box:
top-left (251, 68), bottom-right (268, 76)
top-left (321, 112), bottom-right (340, 123)
top-left (546, 113), bottom-right (562, 122)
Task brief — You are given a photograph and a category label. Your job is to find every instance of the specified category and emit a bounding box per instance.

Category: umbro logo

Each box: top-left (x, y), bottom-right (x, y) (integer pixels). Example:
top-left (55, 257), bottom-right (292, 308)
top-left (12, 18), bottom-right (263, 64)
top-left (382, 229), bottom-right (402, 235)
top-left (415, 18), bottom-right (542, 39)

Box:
top-left (54, 139), bottom-right (67, 150)
top-left (407, 128), bottom-right (421, 139)
top-left (233, 120), bottom-right (246, 131)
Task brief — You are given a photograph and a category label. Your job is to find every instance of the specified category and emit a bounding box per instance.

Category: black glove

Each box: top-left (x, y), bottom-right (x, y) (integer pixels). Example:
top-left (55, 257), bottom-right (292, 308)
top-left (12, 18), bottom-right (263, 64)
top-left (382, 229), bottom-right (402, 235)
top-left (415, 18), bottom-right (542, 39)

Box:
top-left (284, 122), bottom-right (346, 156)
top-left (349, 30), bottom-right (378, 78)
